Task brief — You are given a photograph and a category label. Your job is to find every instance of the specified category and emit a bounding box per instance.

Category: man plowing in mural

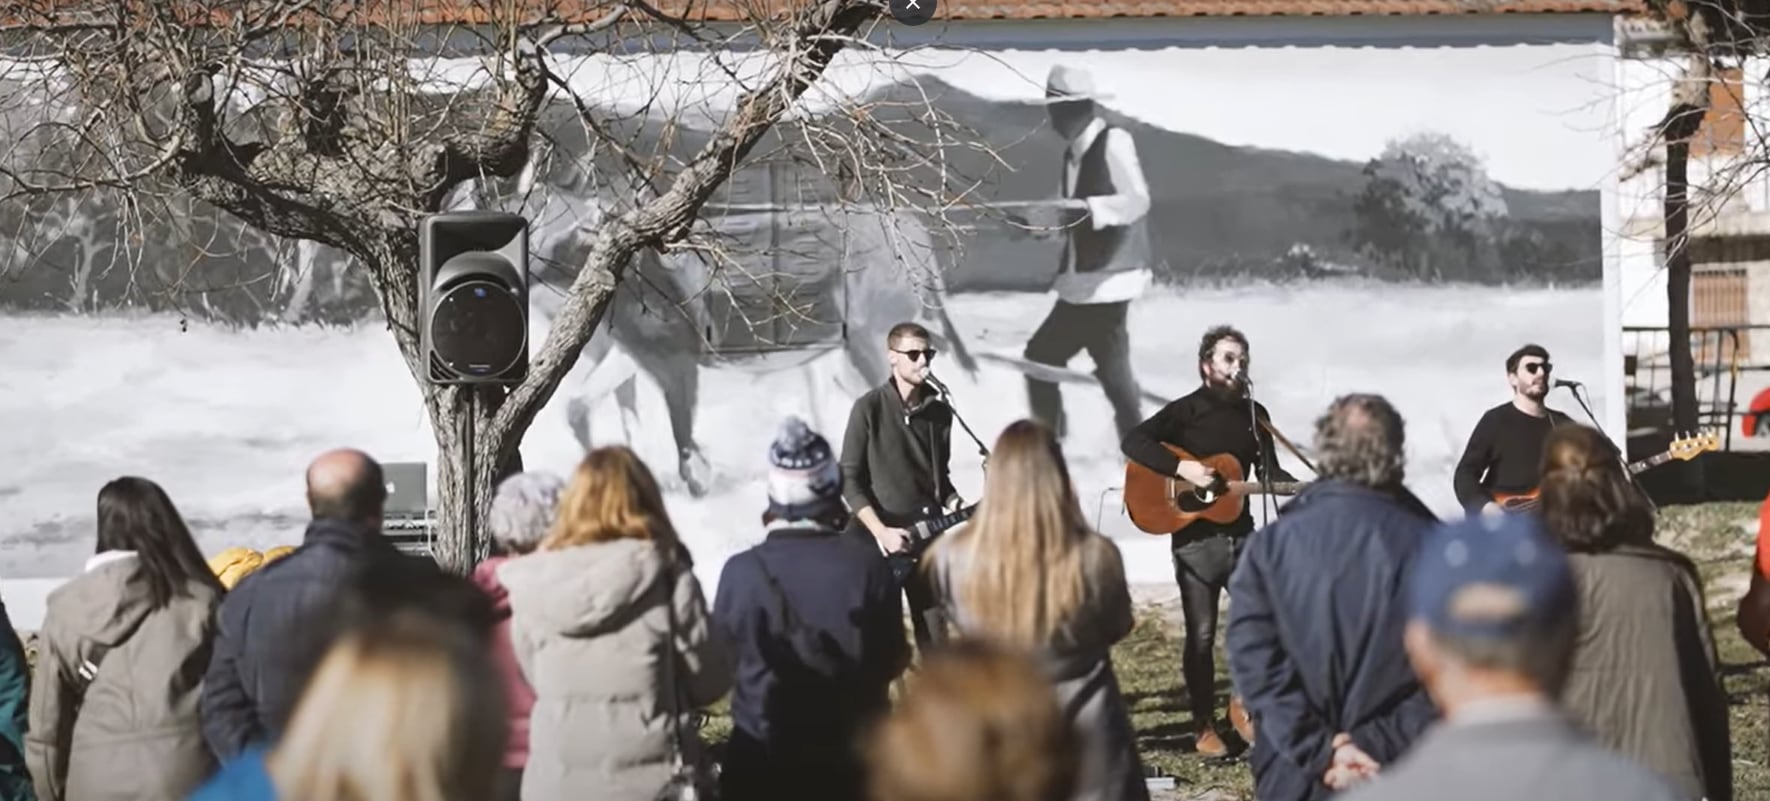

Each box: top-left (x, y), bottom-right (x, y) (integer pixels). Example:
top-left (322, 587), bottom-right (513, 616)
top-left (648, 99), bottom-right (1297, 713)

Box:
top-left (1007, 63), bottom-right (1154, 442)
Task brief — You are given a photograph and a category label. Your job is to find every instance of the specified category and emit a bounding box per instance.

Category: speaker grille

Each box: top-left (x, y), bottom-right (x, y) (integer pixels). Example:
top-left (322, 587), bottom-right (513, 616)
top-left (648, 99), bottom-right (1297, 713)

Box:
top-left (428, 279), bottom-right (526, 378)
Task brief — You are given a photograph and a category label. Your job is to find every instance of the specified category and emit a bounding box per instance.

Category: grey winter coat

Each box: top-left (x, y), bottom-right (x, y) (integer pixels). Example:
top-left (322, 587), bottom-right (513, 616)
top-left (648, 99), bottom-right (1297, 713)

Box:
top-left (927, 530), bottom-right (1151, 801)
top-left (26, 553), bottom-right (220, 801)
top-left (498, 540), bottom-right (734, 801)
top-left (1562, 543), bottom-right (1732, 801)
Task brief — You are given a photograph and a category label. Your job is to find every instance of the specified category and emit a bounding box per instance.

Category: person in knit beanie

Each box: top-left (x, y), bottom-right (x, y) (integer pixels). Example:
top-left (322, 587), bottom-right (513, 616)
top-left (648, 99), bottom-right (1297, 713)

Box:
top-left (714, 415), bottom-right (910, 801)
top-left (764, 416), bottom-right (848, 528)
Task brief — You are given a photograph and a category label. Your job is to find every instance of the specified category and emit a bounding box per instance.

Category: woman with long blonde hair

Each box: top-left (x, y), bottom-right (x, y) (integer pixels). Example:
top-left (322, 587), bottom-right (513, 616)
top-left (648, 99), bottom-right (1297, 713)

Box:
top-left (497, 446), bottom-right (732, 801)
top-left (189, 606), bottom-right (506, 801)
top-left (925, 419), bottom-right (1148, 801)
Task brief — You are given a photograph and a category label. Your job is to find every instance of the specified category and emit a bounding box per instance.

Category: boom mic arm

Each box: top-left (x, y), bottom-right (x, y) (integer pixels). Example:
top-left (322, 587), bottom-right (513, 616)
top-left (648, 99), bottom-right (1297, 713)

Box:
top-left (926, 372), bottom-right (989, 458)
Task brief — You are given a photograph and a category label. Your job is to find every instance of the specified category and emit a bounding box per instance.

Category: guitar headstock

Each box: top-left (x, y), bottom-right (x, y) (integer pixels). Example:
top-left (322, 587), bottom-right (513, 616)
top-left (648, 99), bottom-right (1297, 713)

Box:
top-left (1666, 430), bottom-right (1720, 461)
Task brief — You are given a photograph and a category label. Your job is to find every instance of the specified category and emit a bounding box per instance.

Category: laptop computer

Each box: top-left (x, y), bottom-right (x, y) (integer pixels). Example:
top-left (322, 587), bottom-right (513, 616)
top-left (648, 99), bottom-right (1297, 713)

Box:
top-left (382, 462), bottom-right (429, 517)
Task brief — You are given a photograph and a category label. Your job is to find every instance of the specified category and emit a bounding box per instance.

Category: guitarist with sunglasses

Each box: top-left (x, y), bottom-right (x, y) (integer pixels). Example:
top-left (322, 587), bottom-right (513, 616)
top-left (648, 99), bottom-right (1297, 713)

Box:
top-left (840, 322), bottom-right (969, 649)
top-left (1452, 343), bottom-right (1573, 517)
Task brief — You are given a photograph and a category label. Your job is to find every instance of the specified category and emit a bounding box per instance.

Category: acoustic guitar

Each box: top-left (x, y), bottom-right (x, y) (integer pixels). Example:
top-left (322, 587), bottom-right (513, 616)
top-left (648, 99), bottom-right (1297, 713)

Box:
top-left (1123, 444), bottom-right (1308, 535)
top-left (1489, 429), bottom-right (1719, 512)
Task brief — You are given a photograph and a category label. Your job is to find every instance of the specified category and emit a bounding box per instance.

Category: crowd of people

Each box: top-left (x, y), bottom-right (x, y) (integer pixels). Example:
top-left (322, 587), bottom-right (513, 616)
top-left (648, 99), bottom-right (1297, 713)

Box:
top-left (0, 331), bottom-right (1755, 801)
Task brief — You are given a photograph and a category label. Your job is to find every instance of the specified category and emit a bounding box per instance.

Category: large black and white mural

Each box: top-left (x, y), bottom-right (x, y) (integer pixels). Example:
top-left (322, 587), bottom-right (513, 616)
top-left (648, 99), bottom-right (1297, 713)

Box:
top-left (0, 27), bottom-right (1618, 611)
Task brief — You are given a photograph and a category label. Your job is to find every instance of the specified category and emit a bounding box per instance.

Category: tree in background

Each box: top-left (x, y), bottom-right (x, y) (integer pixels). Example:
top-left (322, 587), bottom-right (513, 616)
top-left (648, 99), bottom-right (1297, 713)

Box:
top-left (1350, 132), bottom-right (1511, 281)
top-left (0, 0), bottom-right (982, 569)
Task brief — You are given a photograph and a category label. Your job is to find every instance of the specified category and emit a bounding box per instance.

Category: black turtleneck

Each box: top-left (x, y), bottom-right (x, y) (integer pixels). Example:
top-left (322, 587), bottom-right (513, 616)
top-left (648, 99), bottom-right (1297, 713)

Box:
top-left (1121, 384), bottom-right (1295, 537)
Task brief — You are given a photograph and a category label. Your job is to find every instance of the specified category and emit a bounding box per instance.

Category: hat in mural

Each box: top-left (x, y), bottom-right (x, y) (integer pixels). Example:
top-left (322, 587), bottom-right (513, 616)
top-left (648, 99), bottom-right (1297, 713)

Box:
top-left (1040, 63), bottom-right (1112, 104)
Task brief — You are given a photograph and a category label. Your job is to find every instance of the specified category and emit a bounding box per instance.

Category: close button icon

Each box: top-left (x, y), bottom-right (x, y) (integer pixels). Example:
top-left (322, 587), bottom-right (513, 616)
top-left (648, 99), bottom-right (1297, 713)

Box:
top-left (888, 0), bottom-right (935, 25)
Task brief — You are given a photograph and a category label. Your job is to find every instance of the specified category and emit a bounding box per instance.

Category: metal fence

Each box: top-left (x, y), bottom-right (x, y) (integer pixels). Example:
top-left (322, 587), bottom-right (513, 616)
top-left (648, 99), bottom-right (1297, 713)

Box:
top-left (1623, 324), bottom-right (1770, 450)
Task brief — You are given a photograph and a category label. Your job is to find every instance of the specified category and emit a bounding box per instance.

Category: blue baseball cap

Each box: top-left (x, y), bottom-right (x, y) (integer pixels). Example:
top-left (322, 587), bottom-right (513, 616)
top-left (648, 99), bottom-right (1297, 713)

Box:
top-left (1409, 512), bottom-right (1577, 640)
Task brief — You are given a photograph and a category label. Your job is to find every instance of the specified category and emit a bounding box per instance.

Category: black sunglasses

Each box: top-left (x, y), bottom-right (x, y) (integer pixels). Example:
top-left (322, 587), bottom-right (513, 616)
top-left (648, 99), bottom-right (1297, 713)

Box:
top-left (1523, 361), bottom-right (1552, 375)
top-left (894, 348), bottom-right (937, 362)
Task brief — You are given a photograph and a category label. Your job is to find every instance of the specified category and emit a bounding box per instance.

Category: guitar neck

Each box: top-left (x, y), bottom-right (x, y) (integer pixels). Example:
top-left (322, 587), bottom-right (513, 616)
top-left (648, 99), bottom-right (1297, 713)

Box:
top-left (1224, 481), bottom-right (1306, 495)
top-left (921, 504), bottom-right (978, 535)
top-left (1627, 452), bottom-right (1671, 475)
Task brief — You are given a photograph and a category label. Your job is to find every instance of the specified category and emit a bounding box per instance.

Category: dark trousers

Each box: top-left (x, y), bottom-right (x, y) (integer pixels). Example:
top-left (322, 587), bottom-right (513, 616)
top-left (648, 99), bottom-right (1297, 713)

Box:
top-left (496, 766), bottom-right (522, 801)
top-left (849, 528), bottom-right (947, 649)
top-left (903, 567), bottom-right (948, 648)
top-left (1023, 298), bottom-right (1143, 441)
top-left (1172, 530), bottom-right (1245, 721)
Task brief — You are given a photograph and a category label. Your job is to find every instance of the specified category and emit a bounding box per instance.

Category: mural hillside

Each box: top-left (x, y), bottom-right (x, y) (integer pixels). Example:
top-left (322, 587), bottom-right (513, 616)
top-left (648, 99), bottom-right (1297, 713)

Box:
top-left (0, 74), bottom-right (1600, 325)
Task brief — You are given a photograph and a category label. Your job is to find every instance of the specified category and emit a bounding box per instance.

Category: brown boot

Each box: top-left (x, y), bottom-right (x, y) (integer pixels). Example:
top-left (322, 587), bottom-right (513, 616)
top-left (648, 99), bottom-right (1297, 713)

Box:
top-left (1229, 695), bottom-right (1254, 742)
top-left (1194, 724), bottom-right (1228, 757)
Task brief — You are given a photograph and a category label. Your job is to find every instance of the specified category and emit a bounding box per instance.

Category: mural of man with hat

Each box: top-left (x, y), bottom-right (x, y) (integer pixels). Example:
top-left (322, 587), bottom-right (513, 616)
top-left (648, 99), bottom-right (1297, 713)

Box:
top-left (1008, 63), bottom-right (1154, 442)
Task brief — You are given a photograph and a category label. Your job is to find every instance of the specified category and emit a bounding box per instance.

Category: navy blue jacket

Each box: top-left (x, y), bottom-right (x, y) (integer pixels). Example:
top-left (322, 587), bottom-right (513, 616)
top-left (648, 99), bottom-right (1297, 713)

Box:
top-left (199, 520), bottom-right (423, 760)
top-left (0, 600), bottom-right (30, 801)
top-left (1225, 481), bottom-right (1441, 801)
top-left (712, 525), bottom-right (909, 801)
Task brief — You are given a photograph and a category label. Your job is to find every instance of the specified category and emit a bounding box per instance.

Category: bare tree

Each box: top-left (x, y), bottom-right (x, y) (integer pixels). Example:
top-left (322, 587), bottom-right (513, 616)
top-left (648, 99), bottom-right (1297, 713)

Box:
top-left (1619, 1), bottom-right (1770, 463)
top-left (0, 0), bottom-right (991, 569)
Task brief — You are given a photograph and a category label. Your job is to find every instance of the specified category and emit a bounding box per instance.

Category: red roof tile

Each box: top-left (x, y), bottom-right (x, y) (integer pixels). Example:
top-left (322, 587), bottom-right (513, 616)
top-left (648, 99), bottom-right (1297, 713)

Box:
top-left (886, 0), bottom-right (1643, 16)
top-left (0, 0), bottom-right (1646, 29)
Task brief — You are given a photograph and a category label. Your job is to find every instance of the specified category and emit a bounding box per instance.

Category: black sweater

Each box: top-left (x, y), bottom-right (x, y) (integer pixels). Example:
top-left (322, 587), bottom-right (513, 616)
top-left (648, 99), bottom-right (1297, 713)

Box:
top-left (1121, 384), bottom-right (1296, 537)
top-left (840, 380), bottom-right (958, 529)
top-left (1452, 402), bottom-right (1573, 512)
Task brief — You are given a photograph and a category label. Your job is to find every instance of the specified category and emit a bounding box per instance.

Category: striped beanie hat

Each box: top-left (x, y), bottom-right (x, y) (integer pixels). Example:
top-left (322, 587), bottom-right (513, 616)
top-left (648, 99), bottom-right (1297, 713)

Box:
top-left (766, 415), bottom-right (844, 522)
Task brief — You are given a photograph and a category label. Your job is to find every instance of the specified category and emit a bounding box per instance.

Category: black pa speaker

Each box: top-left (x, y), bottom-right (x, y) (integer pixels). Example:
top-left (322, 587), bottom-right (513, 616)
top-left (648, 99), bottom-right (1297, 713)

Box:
top-left (419, 211), bottom-right (529, 385)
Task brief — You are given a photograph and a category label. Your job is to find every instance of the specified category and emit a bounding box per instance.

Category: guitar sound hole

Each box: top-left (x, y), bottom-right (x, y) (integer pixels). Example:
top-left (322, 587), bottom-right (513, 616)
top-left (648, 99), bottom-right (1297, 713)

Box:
top-left (1176, 488), bottom-right (1218, 512)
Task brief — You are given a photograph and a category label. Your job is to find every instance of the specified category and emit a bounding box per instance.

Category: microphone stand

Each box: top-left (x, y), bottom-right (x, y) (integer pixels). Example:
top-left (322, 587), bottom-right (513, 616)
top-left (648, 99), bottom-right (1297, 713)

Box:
top-left (1242, 374), bottom-right (1278, 523)
top-left (928, 374), bottom-right (991, 461)
top-left (1560, 382), bottom-right (1657, 512)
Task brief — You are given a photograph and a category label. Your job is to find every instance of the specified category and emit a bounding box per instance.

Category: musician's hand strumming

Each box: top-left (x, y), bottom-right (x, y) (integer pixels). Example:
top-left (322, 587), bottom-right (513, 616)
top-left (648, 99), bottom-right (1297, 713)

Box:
top-left (1175, 459), bottom-right (1217, 490)
top-left (876, 527), bottom-right (912, 555)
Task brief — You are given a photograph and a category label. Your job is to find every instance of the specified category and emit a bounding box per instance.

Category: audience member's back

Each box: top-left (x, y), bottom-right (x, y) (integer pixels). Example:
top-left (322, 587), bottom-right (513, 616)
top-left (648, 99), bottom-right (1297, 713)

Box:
top-left (200, 448), bottom-right (434, 759)
top-left (713, 417), bottom-right (909, 801)
top-left (1343, 513), bottom-right (1684, 801)
top-left (189, 570), bottom-right (503, 801)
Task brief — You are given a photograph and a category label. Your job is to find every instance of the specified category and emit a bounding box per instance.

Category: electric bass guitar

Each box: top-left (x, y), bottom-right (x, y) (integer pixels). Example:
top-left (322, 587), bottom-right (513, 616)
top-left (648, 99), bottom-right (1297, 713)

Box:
top-left (1123, 444), bottom-right (1307, 535)
top-left (886, 503), bottom-right (978, 584)
top-left (1489, 429), bottom-right (1719, 512)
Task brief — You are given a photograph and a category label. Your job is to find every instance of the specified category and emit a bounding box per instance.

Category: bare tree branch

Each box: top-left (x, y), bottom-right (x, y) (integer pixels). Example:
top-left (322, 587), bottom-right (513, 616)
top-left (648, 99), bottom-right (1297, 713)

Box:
top-left (487, 0), bottom-right (886, 448)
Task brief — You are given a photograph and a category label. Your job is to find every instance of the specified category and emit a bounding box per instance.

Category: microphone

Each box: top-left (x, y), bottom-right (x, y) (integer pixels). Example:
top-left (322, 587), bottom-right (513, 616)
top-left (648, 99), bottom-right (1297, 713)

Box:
top-left (924, 372), bottom-right (950, 396)
top-left (1554, 378), bottom-right (1583, 389)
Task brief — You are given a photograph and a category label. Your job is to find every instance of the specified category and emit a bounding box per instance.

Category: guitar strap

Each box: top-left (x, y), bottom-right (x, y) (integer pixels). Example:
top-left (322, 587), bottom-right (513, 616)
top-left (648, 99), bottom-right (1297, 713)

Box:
top-left (1257, 418), bottom-right (1319, 476)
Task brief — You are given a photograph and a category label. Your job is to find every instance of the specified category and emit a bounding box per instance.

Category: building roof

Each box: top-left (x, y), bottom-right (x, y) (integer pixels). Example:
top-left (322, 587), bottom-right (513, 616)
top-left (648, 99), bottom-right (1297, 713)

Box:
top-left (4, 0), bottom-right (1647, 29)
top-left (875, 0), bottom-right (1643, 16)
top-left (399, 0), bottom-right (1646, 24)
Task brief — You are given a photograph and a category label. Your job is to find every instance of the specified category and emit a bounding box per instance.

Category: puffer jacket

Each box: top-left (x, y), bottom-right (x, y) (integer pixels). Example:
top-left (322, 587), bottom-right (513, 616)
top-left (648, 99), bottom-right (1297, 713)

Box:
top-left (498, 540), bottom-right (733, 801)
top-left (470, 556), bottom-right (536, 769)
top-left (26, 553), bottom-right (220, 801)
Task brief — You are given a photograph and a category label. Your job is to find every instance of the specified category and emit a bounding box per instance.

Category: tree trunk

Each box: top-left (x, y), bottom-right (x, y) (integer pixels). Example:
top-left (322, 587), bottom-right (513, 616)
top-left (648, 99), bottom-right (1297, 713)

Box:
top-left (428, 384), bottom-right (524, 573)
top-left (1662, 52), bottom-right (1711, 498)
top-left (1666, 135), bottom-right (1699, 437)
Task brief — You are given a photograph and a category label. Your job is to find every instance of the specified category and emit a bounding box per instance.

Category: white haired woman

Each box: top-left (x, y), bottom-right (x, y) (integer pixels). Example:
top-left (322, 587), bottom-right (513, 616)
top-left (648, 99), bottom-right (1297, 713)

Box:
top-left (470, 471), bottom-right (564, 801)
